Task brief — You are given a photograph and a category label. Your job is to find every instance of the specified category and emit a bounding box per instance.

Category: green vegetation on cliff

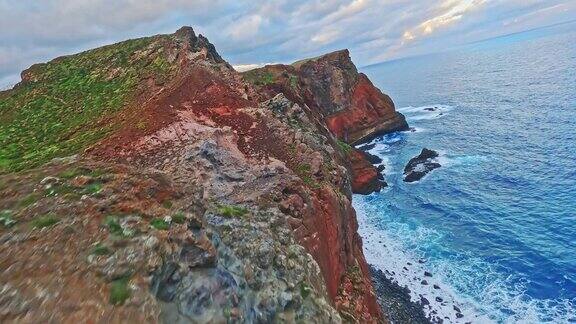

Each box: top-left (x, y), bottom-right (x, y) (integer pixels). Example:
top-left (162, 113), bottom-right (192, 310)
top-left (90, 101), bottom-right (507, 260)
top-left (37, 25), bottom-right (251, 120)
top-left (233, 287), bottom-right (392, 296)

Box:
top-left (0, 35), bottom-right (177, 173)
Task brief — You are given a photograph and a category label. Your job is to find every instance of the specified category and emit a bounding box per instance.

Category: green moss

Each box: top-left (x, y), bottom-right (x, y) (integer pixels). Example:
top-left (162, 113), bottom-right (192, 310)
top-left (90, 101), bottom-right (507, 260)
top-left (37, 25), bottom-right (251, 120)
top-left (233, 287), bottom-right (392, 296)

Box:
top-left (243, 70), bottom-right (274, 86)
top-left (150, 218), bottom-right (170, 230)
top-left (31, 214), bottom-right (59, 228)
top-left (162, 200), bottom-right (173, 209)
top-left (217, 204), bottom-right (248, 218)
top-left (171, 212), bottom-right (186, 224)
top-left (109, 275), bottom-right (131, 305)
top-left (289, 74), bottom-right (299, 89)
top-left (44, 183), bottom-right (79, 199)
top-left (59, 168), bottom-right (83, 179)
top-left (295, 163), bottom-right (321, 189)
top-left (83, 182), bottom-right (102, 195)
top-left (336, 139), bottom-right (353, 155)
top-left (295, 163), bottom-right (312, 175)
top-left (92, 242), bottom-right (112, 256)
top-left (104, 216), bottom-right (123, 236)
top-left (0, 35), bottom-right (177, 174)
top-left (59, 167), bottom-right (106, 180)
top-left (88, 168), bottom-right (107, 178)
top-left (135, 120), bottom-right (147, 130)
top-left (0, 210), bottom-right (16, 228)
top-left (18, 193), bottom-right (40, 208)
top-left (300, 282), bottom-right (312, 299)
top-left (301, 175), bottom-right (321, 189)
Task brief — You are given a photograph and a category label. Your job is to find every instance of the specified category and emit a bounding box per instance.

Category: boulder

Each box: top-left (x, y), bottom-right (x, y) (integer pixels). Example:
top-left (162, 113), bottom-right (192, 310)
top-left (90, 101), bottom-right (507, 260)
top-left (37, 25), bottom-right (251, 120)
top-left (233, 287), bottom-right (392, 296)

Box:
top-left (403, 148), bottom-right (441, 183)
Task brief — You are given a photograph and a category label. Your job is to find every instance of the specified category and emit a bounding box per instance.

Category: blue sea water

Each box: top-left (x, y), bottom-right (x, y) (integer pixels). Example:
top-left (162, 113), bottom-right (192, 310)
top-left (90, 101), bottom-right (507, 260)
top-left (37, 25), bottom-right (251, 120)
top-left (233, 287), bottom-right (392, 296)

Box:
top-left (355, 22), bottom-right (576, 323)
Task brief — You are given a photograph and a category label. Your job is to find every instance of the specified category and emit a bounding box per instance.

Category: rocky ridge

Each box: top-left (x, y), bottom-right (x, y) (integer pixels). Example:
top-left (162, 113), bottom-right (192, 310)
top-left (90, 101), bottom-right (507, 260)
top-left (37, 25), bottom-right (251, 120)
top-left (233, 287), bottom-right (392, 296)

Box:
top-left (0, 27), bottom-right (408, 323)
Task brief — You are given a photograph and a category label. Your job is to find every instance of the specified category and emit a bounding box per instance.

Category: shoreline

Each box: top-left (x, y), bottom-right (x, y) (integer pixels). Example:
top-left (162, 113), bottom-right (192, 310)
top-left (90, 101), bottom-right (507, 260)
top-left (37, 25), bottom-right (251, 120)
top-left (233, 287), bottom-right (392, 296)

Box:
top-left (355, 134), bottom-right (474, 323)
top-left (370, 265), bottom-right (431, 323)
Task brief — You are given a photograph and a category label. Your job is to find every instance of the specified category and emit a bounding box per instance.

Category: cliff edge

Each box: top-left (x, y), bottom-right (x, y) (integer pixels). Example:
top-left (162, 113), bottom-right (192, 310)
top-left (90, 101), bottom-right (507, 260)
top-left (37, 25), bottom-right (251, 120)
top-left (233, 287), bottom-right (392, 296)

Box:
top-left (0, 27), bottom-right (407, 323)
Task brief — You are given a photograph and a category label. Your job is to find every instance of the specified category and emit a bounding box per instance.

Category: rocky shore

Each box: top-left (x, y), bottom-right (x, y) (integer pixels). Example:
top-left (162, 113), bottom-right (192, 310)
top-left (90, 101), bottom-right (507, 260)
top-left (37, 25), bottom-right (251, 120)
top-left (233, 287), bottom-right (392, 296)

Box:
top-left (370, 266), bottom-right (431, 324)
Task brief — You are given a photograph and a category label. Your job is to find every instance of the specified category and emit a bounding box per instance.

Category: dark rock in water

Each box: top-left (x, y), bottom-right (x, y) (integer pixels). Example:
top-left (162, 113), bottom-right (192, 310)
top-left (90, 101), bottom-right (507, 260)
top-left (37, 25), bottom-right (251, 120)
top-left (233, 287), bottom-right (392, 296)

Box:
top-left (362, 151), bottom-right (383, 164)
top-left (420, 296), bottom-right (430, 306)
top-left (424, 107), bottom-right (439, 112)
top-left (453, 305), bottom-right (461, 313)
top-left (435, 297), bottom-right (443, 302)
top-left (404, 148), bottom-right (441, 182)
top-left (370, 266), bottom-right (431, 324)
top-left (421, 280), bottom-right (428, 285)
top-left (456, 313), bottom-right (464, 318)
top-left (433, 284), bottom-right (441, 290)
top-left (377, 165), bottom-right (385, 173)
top-left (424, 271), bottom-right (433, 277)
top-left (358, 143), bottom-right (376, 151)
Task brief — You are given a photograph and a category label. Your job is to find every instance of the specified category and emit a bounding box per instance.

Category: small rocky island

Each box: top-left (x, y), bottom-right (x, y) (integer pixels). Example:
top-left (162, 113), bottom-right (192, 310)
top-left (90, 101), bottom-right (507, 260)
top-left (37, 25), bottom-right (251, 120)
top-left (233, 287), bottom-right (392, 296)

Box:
top-left (404, 148), bottom-right (441, 182)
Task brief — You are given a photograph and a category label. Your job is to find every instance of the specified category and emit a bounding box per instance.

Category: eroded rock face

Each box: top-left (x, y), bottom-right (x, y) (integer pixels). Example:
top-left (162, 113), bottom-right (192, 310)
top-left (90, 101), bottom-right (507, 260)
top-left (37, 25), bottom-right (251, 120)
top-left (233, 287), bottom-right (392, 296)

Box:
top-left (350, 149), bottom-right (385, 194)
top-left (245, 49), bottom-right (408, 145)
top-left (404, 148), bottom-right (441, 182)
top-left (243, 49), bottom-right (406, 196)
top-left (1, 26), bottom-right (395, 323)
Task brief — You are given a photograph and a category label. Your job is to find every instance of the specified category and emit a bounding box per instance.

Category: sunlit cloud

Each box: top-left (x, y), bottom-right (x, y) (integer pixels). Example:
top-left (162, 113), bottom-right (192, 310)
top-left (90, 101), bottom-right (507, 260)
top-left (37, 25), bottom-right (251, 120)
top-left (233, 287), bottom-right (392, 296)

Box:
top-left (402, 0), bottom-right (487, 44)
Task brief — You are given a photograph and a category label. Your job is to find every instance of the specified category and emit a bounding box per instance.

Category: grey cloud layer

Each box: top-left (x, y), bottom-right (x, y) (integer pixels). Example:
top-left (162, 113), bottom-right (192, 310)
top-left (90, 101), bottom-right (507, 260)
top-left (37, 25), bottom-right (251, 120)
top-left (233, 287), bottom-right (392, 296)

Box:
top-left (1, 0), bottom-right (575, 86)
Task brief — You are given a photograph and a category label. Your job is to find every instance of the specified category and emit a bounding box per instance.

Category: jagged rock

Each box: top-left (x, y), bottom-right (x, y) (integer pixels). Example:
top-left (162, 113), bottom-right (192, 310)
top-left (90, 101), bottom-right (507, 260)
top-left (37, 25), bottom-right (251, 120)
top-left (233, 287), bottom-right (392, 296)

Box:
top-left (350, 149), bottom-right (385, 194)
top-left (404, 148), bottom-right (441, 183)
top-left (0, 24), bottom-right (411, 323)
top-left (179, 235), bottom-right (217, 268)
top-left (245, 50), bottom-right (409, 144)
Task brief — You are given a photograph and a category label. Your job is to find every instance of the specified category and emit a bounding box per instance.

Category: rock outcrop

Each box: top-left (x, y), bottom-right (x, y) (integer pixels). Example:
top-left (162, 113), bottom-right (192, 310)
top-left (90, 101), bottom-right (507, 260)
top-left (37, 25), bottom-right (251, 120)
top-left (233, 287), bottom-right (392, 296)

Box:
top-left (243, 49), bottom-right (407, 195)
top-left (350, 149), bottom-right (386, 194)
top-left (0, 27), bottom-right (407, 323)
top-left (403, 148), bottom-right (441, 182)
top-left (244, 49), bottom-right (408, 145)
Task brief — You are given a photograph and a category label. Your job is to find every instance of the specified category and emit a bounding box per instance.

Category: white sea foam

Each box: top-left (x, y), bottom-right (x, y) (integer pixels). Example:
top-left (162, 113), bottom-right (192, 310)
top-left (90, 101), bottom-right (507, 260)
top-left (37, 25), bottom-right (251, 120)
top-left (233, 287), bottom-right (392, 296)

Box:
top-left (355, 200), bottom-right (487, 323)
top-left (436, 154), bottom-right (489, 168)
top-left (354, 198), bottom-right (576, 323)
top-left (398, 104), bottom-right (454, 114)
top-left (398, 104), bottom-right (453, 121)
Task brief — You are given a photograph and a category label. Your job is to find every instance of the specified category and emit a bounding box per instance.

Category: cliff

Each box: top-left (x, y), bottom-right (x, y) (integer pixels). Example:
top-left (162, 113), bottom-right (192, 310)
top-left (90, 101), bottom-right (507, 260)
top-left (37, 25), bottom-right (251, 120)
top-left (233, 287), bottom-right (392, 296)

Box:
top-left (243, 49), bottom-right (408, 145)
top-left (0, 27), bottom-right (406, 323)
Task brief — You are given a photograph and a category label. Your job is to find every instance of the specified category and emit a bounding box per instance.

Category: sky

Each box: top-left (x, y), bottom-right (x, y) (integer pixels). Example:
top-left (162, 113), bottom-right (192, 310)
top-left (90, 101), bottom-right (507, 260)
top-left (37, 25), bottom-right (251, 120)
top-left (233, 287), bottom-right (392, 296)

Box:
top-left (1, 0), bottom-right (576, 87)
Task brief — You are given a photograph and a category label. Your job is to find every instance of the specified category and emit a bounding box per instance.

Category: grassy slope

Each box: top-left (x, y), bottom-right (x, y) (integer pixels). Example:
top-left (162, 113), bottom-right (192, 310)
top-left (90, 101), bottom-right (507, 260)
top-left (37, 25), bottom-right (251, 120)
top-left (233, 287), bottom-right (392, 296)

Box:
top-left (0, 35), bottom-right (176, 173)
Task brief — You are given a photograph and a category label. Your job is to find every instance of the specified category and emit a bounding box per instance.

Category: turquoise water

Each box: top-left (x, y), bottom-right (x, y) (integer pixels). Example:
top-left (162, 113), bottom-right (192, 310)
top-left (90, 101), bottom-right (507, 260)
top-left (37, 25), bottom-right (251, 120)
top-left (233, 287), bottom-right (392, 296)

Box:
top-left (355, 22), bottom-right (576, 323)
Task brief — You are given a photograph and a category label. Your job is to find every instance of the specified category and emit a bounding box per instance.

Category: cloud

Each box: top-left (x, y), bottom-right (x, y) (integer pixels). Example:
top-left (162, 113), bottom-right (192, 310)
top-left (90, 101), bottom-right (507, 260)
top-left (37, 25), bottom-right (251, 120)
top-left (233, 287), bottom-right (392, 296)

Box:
top-left (311, 29), bottom-right (341, 45)
top-left (227, 14), bottom-right (268, 40)
top-left (1, 0), bottom-right (575, 83)
top-left (402, 0), bottom-right (486, 43)
top-left (232, 62), bottom-right (277, 72)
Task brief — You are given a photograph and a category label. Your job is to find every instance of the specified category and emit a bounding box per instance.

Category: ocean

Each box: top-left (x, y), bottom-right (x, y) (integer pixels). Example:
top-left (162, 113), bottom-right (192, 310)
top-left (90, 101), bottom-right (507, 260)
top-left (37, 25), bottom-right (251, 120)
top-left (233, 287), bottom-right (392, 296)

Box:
top-left (355, 22), bottom-right (576, 323)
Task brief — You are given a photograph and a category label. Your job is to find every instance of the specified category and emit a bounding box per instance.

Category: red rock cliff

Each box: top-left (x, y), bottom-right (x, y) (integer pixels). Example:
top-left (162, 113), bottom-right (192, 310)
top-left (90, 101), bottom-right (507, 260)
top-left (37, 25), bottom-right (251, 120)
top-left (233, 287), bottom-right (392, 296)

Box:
top-left (87, 27), bottom-right (386, 322)
top-left (0, 26), bottom-right (398, 323)
top-left (241, 48), bottom-right (411, 321)
top-left (297, 50), bottom-right (407, 144)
